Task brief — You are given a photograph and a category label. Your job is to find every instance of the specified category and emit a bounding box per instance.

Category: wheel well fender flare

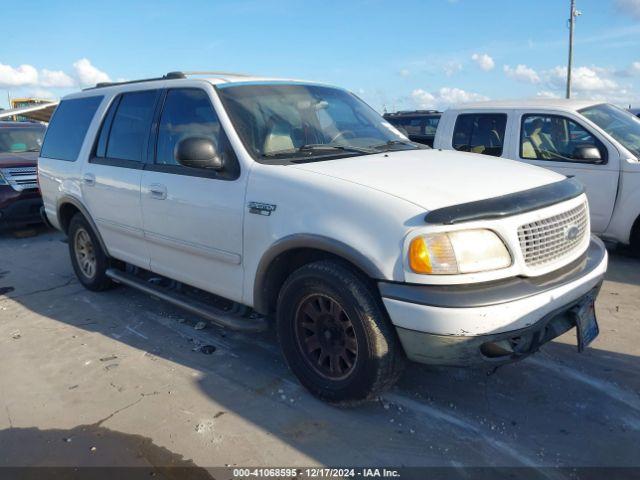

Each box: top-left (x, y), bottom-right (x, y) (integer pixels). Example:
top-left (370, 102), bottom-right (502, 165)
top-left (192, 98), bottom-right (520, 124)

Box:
top-left (57, 196), bottom-right (109, 255)
top-left (252, 234), bottom-right (386, 314)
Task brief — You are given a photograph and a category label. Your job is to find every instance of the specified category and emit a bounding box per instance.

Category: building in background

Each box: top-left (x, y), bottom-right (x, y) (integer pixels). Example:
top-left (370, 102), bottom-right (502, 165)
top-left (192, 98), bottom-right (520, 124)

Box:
top-left (8, 98), bottom-right (51, 122)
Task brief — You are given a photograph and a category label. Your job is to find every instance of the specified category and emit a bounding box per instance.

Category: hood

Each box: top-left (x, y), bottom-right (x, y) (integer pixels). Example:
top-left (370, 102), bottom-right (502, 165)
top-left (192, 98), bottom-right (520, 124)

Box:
top-left (0, 151), bottom-right (38, 168)
top-left (290, 149), bottom-right (566, 211)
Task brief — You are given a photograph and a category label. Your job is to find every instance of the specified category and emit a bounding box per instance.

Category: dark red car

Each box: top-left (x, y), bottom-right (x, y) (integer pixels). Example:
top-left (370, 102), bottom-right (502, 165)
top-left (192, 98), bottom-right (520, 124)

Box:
top-left (0, 121), bottom-right (46, 228)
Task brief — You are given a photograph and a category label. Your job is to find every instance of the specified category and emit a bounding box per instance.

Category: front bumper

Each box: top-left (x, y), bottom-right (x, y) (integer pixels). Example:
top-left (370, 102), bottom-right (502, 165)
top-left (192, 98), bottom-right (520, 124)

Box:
top-left (379, 236), bottom-right (608, 366)
top-left (0, 186), bottom-right (43, 228)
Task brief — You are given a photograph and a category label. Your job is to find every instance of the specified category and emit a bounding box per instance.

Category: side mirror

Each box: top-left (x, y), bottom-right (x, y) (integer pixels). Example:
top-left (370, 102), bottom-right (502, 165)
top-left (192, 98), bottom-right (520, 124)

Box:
top-left (175, 137), bottom-right (223, 170)
top-left (573, 145), bottom-right (603, 163)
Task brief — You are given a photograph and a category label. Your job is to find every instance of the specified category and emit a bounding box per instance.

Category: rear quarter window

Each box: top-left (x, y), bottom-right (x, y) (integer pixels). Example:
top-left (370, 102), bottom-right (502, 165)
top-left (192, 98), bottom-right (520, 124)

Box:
top-left (452, 113), bottom-right (507, 157)
top-left (40, 96), bottom-right (103, 161)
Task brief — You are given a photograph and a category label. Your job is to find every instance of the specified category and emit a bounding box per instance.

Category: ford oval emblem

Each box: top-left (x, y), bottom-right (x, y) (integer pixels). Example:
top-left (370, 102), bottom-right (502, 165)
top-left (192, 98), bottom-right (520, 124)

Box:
top-left (566, 225), bottom-right (580, 241)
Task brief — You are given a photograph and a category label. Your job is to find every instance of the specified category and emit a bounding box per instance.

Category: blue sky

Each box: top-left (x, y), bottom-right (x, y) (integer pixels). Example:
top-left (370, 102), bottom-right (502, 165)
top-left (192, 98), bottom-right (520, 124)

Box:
top-left (1, 0), bottom-right (639, 111)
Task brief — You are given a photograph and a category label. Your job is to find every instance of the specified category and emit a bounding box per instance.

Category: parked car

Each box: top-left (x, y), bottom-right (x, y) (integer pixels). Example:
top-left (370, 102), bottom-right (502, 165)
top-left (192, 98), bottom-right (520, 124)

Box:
top-left (39, 73), bottom-right (607, 404)
top-left (433, 100), bottom-right (640, 254)
top-left (0, 121), bottom-right (45, 228)
top-left (383, 110), bottom-right (441, 147)
top-left (630, 108), bottom-right (640, 119)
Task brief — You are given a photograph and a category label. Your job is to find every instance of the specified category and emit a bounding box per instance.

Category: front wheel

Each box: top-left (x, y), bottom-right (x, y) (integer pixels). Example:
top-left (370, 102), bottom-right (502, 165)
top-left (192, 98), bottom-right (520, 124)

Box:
top-left (631, 218), bottom-right (640, 258)
top-left (68, 213), bottom-right (114, 291)
top-left (276, 260), bottom-right (405, 405)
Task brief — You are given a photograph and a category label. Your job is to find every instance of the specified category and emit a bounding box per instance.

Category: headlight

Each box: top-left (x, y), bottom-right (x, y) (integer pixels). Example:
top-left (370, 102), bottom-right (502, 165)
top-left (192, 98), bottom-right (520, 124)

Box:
top-left (409, 229), bottom-right (511, 274)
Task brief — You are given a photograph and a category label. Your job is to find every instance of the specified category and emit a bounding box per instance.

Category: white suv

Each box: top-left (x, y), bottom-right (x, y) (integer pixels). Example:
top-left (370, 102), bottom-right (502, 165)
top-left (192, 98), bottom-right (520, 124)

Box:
top-left (38, 72), bottom-right (608, 404)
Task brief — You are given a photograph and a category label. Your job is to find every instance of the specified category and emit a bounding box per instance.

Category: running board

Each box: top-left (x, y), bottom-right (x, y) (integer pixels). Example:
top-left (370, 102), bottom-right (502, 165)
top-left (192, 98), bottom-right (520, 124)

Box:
top-left (105, 268), bottom-right (267, 332)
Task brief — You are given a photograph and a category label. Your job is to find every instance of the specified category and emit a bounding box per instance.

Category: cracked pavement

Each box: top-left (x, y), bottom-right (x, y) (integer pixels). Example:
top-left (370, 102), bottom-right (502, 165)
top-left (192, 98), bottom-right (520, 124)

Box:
top-left (0, 228), bottom-right (639, 471)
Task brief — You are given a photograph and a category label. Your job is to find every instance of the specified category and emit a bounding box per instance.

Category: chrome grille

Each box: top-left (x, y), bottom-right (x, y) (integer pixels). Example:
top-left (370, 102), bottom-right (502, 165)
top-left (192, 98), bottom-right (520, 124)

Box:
top-left (0, 166), bottom-right (38, 191)
top-left (518, 202), bottom-right (589, 268)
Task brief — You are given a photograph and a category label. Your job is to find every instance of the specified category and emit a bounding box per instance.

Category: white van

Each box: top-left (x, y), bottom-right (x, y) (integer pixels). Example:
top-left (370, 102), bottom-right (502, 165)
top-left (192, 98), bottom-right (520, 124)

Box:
top-left (434, 100), bottom-right (640, 253)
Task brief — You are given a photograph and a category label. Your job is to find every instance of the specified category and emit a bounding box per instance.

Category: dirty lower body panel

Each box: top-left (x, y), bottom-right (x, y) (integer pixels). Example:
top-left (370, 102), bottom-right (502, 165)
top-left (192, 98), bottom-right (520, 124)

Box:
top-left (396, 284), bottom-right (601, 366)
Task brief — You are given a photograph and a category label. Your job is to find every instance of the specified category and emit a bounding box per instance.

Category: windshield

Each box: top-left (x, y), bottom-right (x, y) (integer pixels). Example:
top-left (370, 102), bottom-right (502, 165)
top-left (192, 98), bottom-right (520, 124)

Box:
top-left (216, 83), bottom-right (420, 163)
top-left (0, 126), bottom-right (45, 153)
top-left (579, 104), bottom-right (640, 159)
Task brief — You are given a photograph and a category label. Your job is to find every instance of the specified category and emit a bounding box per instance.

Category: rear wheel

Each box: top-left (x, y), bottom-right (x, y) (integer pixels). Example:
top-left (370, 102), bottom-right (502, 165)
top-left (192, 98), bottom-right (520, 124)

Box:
top-left (276, 260), bottom-right (404, 405)
top-left (68, 213), bottom-right (114, 291)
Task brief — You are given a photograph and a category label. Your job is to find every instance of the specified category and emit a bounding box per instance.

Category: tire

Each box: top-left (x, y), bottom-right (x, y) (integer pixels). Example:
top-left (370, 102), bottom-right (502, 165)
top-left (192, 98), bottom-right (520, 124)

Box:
top-left (276, 260), bottom-right (405, 405)
top-left (68, 213), bottom-right (114, 291)
top-left (631, 218), bottom-right (640, 258)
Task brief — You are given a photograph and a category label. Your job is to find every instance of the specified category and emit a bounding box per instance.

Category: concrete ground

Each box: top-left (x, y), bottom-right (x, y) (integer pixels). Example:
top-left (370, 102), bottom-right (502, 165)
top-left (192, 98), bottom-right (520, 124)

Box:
top-left (0, 227), bottom-right (639, 475)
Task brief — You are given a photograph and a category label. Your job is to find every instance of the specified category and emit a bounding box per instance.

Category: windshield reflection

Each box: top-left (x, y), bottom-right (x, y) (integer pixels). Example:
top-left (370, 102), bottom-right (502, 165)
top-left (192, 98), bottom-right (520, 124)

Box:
top-left (580, 104), bottom-right (640, 159)
top-left (216, 83), bottom-right (421, 163)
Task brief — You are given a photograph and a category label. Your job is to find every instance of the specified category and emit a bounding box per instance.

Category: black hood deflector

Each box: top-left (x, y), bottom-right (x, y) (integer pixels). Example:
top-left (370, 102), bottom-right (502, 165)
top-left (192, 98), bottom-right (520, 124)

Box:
top-left (424, 177), bottom-right (584, 225)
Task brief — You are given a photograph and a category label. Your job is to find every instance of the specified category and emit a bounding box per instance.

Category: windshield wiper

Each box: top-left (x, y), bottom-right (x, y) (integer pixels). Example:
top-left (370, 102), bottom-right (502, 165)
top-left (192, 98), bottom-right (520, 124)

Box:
top-left (298, 143), bottom-right (375, 154)
top-left (369, 140), bottom-right (424, 151)
top-left (262, 143), bottom-right (374, 158)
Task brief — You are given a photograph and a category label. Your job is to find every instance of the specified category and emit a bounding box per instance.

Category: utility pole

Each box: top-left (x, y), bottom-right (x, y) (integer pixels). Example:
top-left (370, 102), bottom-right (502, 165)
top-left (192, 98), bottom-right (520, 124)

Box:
top-left (566, 0), bottom-right (581, 99)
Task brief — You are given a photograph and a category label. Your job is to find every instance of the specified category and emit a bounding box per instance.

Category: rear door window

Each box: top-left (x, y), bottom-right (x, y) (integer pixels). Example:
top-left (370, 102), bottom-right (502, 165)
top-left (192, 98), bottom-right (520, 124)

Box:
top-left (452, 113), bottom-right (507, 157)
top-left (40, 96), bottom-right (103, 161)
top-left (103, 90), bottom-right (160, 163)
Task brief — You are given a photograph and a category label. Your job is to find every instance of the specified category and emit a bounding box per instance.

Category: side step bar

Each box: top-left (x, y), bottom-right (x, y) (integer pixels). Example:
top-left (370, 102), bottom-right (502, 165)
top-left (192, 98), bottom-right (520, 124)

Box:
top-left (105, 268), bottom-right (267, 332)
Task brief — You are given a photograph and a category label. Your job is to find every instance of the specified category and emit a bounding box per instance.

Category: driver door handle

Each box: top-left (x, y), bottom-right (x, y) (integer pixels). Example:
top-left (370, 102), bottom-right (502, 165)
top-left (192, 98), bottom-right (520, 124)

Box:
top-left (148, 183), bottom-right (167, 200)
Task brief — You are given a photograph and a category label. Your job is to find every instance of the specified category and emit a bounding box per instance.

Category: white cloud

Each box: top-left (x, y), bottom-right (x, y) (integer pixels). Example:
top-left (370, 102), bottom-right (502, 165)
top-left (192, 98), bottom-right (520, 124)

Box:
top-left (632, 61), bottom-right (640, 74)
top-left (536, 90), bottom-right (561, 99)
top-left (503, 64), bottom-right (541, 84)
top-left (411, 87), bottom-right (488, 109)
top-left (40, 69), bottom-right (75, 88)
top-left (538, 65), bottom-right (638, 105)
top-left (398, 68), bottom-right (410, 77)
top-left (437, 87), bottom-right (489, 105)
top-left (411, 89), bottom-right (436, 107)
top-left (0, 59), bottom-right (116, 110)
top-left (615, 0), bottom-right (640, 20)
top-left (444, 60), bottom-right (463, 76)
top-left (24, 88), bottom-right (56, 100)
top-left (73, 58), bottom-right (111, 86)
top-left (548, 66), bottom-right (618, 92)
top-left (471, 53), bottom-right (495, 71)
top-left (0, 63), bottom-right (38, 87)
top-left (576, 87), bottom-right (637, 106)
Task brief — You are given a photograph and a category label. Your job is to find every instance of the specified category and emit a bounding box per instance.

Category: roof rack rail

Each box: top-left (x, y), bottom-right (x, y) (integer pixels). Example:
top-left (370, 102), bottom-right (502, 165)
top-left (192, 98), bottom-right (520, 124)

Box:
top-left (384, 109), bottom-right (441, 115)
top-left (85, 71), bottom-right (186, 90)
top-left (180, 71), bottom-right (253, 77)
top-left (84, 70), bottom-right (253, 90)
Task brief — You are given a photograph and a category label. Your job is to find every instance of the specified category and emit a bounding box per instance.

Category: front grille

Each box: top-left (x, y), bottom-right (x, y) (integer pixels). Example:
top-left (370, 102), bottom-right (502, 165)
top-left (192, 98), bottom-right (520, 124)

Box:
top-left (518, 202), bottom-right (589, 268)
top-left (0, 166), bottom-right (38, 191)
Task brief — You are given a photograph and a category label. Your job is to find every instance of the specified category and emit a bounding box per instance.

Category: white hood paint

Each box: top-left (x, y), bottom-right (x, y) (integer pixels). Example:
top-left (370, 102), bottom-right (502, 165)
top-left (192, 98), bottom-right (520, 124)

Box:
top-left (290, 149), bottom-right (566, 211)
